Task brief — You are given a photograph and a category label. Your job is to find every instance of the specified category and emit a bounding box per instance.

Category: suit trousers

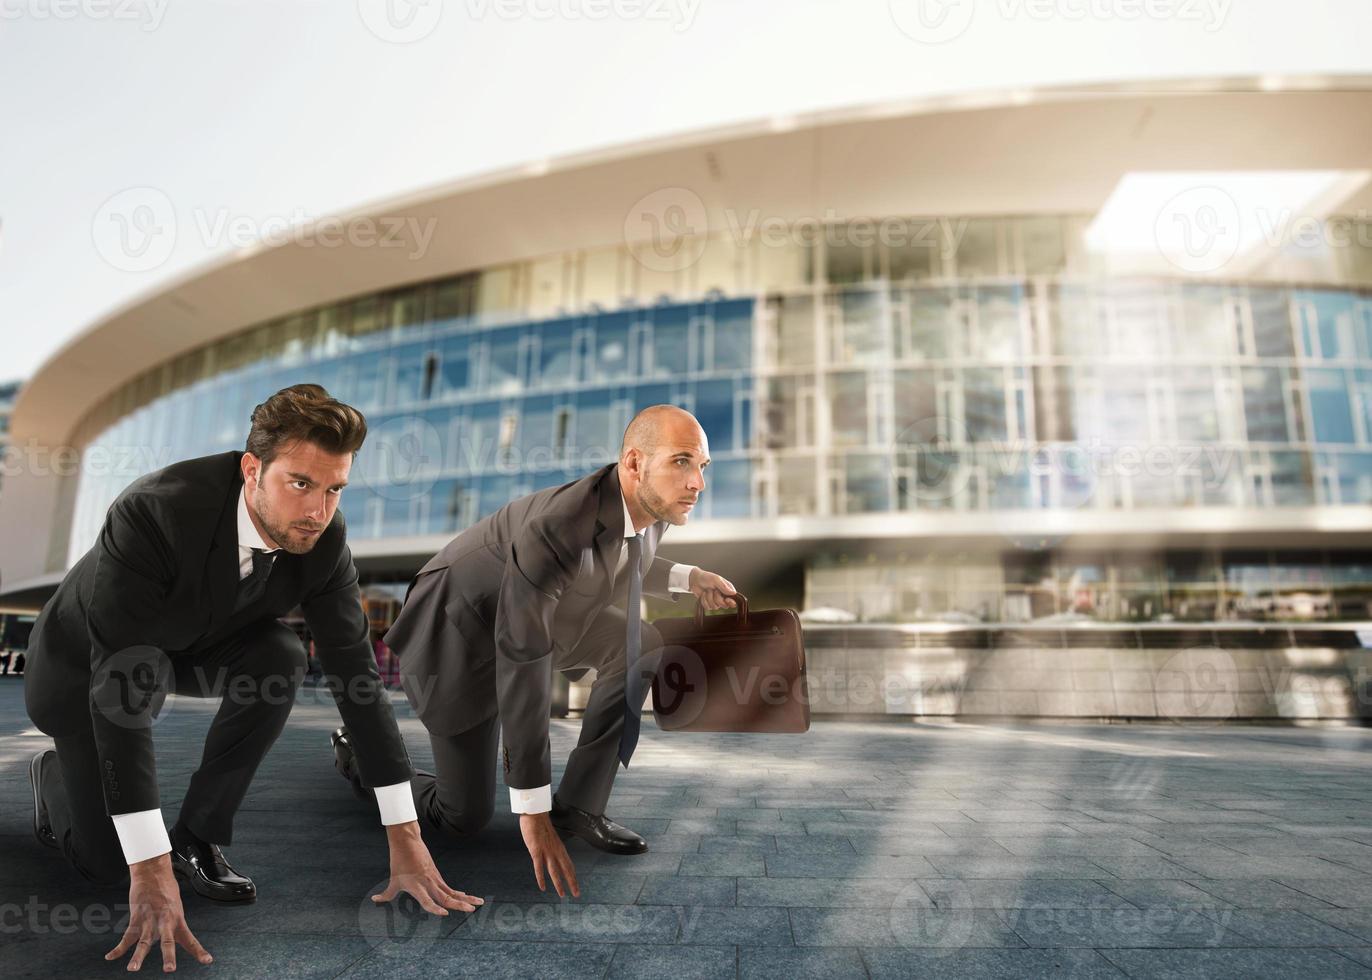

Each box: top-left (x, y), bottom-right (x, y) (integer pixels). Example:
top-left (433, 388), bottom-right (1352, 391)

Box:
top-left (411, 605), bottom-right (663, 837)
top-left (43, 618), bottom-right (306, 884)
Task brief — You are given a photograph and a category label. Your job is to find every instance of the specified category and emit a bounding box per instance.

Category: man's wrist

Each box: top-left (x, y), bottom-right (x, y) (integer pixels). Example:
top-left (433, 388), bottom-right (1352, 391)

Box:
top-left (384, 819), bottom-right (422, 842)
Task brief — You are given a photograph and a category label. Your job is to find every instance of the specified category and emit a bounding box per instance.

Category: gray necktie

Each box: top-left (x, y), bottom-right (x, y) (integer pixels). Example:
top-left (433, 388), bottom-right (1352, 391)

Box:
top-left (618, 533), bottom-right (644, 767)
top-left (233, 548), bottom-right (275, 614)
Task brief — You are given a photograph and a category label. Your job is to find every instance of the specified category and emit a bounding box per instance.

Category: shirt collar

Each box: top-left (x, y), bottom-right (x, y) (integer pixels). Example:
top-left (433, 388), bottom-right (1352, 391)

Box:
top-left (237, 487), bottom-right (280, 554)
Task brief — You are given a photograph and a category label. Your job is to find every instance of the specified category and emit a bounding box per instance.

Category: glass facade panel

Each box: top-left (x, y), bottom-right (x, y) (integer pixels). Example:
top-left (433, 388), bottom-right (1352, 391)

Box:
top-left (1308, 369), bottom-right (1356, 444)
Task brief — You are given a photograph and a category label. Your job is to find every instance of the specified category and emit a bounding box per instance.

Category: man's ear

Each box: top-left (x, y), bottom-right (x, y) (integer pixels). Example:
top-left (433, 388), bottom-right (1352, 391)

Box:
top-left (241, 452), bottom-right (262, 491)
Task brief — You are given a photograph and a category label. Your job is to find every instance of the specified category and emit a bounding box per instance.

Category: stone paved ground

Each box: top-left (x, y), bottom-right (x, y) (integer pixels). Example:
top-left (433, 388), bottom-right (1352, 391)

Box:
top-left (2, 678), bottom-right (1372, 978)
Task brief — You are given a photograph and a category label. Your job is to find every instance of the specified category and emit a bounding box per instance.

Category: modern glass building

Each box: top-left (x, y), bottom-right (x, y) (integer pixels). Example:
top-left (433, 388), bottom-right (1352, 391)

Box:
top-left (5, 83), bottom-right (1372, 635)
top-left (55, 213), bottom-right (1372, 626)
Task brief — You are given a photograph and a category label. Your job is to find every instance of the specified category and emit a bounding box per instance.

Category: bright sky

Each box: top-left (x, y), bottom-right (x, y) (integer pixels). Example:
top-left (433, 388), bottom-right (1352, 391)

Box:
top-left (0, 0), bottom-right (1367, 383)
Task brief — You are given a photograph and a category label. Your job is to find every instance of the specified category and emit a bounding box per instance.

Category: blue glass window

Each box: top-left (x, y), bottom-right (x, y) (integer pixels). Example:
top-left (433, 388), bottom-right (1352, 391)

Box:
top-left (1249, 288), bottom-right (1294, 358)
top-left (703, 459), bottom-right (750, 518)
top-left (537, 317), bottom-right (577, 387)
top-left (485, 326), bottom-right (523, 392)
top-left (1270, 450), bottom-right (1314, 506)
top-left (1308, 369), bottom-right (1355, 444)
top-left (1243, 367), bottom-right (1293, 443)
top-left (1295, 290), bottom-right (1352, 359)
top-left (572, 388), bottom-right (615, 463)
top-left (965, 368), bottom-right (1009, 443)
top-left (591, 313), bottom-right (632, 383)
top-left (841, 453), bottom-right (892, 513)
top-left (711, 299), bottom-right (752, 370)
top-left (388, 343), bottom-right (428, 407)
top-left (694, 379), bottom-right (734, 452)
top-left (517, 395), bottom-right (559, 471)
top-left (463, 402), bottom-right (502, 472)
top-left (649, 307), bottom-right (690, 379)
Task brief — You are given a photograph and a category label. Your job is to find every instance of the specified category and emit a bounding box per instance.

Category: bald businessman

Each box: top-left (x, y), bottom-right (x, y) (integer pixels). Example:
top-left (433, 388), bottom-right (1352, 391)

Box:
top-left (333, 405), bottom-right (737, 895)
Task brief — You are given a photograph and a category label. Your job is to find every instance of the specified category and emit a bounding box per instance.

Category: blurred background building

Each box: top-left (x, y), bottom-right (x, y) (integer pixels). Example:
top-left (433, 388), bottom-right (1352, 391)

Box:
top-left (0, 379), bottom-right (34, 654)
top-left (3, 80), bottom-right (1371, 717)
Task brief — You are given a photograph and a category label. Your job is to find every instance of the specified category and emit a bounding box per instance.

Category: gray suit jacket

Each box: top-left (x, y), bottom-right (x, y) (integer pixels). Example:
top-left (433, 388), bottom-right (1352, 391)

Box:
top-left (384, 463), bottom-right (679, 789)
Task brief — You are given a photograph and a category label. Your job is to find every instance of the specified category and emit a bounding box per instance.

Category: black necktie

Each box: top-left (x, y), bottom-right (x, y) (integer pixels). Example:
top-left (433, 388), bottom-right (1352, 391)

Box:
top-left (233, 548), bottom-right (275, 614)
top-left (618, 532), bottom-right (644, 767)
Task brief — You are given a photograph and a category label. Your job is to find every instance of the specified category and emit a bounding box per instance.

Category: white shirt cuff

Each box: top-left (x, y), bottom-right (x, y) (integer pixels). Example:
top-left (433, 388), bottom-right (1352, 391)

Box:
top-left (668, 563), bottom-right (697, 593)
top-left (509, 784), bottom-right (552, 814)
top-left (374, 781), bottom-right (418, 826)
top-left (110, 809), bottom-right (171, 866)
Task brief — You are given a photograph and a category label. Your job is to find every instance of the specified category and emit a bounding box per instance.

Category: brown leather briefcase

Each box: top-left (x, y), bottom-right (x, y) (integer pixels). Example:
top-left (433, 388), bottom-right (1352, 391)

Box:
top-left (649, 594), bottom-right (810, 733)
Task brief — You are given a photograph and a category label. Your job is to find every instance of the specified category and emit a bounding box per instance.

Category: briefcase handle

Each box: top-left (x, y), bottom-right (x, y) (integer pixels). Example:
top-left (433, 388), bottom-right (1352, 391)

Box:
top-left (693, 592), bottom-right (748, 629)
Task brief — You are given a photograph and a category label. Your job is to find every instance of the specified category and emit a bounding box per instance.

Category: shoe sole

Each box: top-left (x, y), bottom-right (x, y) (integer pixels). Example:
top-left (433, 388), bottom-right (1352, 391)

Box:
top-left (29, 752), bottom-right (58, 850)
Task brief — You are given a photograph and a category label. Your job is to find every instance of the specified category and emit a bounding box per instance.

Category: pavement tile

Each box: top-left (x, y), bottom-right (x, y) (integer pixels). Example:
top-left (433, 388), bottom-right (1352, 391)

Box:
top-left (343, 940), bottom-right (616, 978)
top-left (605, 943), bottom-right (736, 979)
top-left (740, 946), bottom-right (866, 979)
top-left (637, 874), bottom-right (735, 906)
top-left (862, 947), bottom-right (1128, 978)
top-left (1099, 947), bottom-right (1372, 979)
top-left (1206, 909), bottom-right (1372, 947)
top-left (790, 907), bottom-right (1026, 948)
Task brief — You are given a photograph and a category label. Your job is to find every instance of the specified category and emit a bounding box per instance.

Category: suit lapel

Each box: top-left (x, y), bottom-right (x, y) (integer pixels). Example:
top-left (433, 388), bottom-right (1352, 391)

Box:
top-left (592, 463), bottom-right (624, 591)
top-left (206, 472), bottom-right (247, 631)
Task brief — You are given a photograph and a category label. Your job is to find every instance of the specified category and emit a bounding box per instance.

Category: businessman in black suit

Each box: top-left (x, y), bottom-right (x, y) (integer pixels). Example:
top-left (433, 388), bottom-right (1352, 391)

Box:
top-left (24, 384), bottom-right (482, 973)
top-left (336, 405), bottom-right (736, 896)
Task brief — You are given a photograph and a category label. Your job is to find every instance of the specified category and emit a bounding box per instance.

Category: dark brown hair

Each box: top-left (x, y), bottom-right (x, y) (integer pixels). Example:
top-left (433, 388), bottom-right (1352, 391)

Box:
top-left (245, 384), bottom-right (367, 469)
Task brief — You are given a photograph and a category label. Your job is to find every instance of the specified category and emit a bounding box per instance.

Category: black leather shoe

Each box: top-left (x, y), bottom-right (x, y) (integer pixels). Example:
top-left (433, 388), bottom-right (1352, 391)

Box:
top-left (550, 796), bottom-right (647, 855)
top-left (330, 727), bottom-right (369, 800)
top-left (170, 825), bottom-right (256, 903)
top-left (29, 751), bottom-right (59, 850)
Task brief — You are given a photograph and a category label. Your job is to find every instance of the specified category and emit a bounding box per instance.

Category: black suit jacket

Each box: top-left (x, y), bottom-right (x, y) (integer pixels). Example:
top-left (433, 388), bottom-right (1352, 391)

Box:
top-left (384, 463), bottom-right (678, 790)
top-left (24, 450), bottom-right (412, 815)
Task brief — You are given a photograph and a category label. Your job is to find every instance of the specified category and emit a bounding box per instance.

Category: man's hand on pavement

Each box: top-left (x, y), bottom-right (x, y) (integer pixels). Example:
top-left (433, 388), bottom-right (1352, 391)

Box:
top-left (519, 812), bottom-right (580, 898)
top-left (372, 821), bottom-right (485, 915)
top-left (106, 853), bottom-right (212, 973)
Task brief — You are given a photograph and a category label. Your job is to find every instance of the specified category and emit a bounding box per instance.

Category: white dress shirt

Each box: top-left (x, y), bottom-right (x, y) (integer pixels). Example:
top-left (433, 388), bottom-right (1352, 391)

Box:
top-left (508, 486), bottom-right (696, 816)
top-left (110, 487), bottom-right (417, 866)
